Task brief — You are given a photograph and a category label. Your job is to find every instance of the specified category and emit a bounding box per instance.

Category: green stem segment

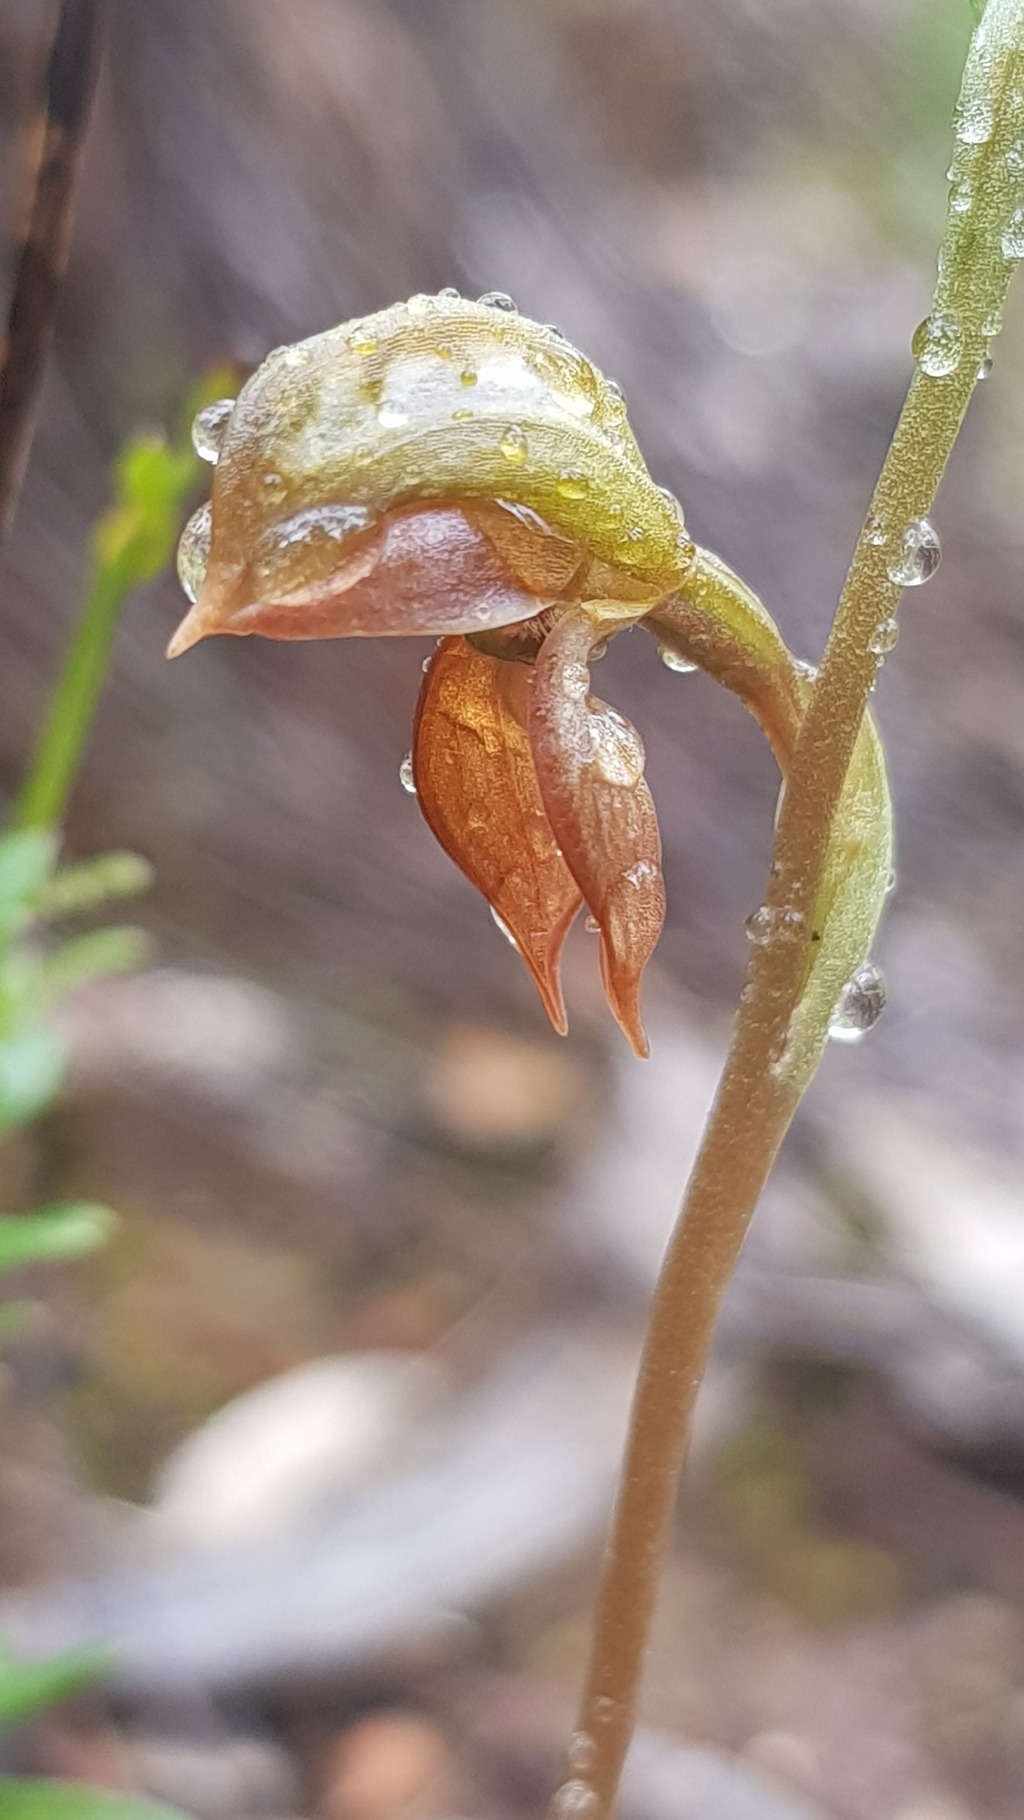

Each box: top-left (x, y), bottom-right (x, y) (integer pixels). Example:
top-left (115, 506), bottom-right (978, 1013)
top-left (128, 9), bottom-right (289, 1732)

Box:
top-left (15, 564), bottom-right (130, 831)
top-left (558, 4), bottom-right (1024, 1815)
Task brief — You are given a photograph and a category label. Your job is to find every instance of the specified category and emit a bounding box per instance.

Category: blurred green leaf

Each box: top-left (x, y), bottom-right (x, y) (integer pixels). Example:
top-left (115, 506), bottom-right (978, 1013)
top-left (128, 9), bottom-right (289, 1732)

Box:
top-left (15, 363), bottom-right (238, 836)
top-left (0, 1638), bottom-right (111, 1726)
top-left (38, 853), bottom-right (154, 921)
top-left (0, 1026), bottom-right (66, 1131)
top-left (0, 835), bottom-right (57, 943)
top-left (0, 1205), bottom-right (115, 1275)
top-left (39, 928), bottom-right (151, 1006)
top-left (0, 1784), bottom-right (190, 1820)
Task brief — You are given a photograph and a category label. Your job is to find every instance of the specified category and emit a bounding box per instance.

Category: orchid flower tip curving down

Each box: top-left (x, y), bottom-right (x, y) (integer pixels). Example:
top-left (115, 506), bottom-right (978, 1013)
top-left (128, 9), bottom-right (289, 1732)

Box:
top-left (170, 291), bottom-right (892, 1063)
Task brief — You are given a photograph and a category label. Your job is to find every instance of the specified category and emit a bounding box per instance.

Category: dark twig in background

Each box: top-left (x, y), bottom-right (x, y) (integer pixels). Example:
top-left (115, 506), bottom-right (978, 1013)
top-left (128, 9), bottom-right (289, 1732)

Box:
top-left (0, 0), bottom-right (104, 559)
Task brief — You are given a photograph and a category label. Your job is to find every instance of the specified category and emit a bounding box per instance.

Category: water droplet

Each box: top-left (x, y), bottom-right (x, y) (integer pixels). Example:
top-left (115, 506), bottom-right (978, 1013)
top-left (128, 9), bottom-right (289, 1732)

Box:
top-left (655, 485), bottom-right (685, 522)
top-left (793, 658), bottom-right (818, 680)
top-left (745, 904), bottom-right (805, 945)
top-left (544, 322), bottom-right (568, 338)
top-left (270, 503), bottom-right (373, 550)
top-left (589, 707), bottom-right (645, 786)
top-left (886, 518), bottom-right (941, 587)
top-left (624, 860), bottom-right (657, 887)
top-left (459, 367), bottom-right (477, 386)
top-left (557, 469), bottom-right (588, 500)
top-left (490, 905), bottom-right (519, 949)
top-left (885, 867), bottom-right (897, 895)
top-left (605, 378), bottom-right (626, 404)
top-left (1002, 207), bottom-right (1024, 260)
top-left (869, 617), bottom-right (900, 656)
top-left (399, 753), bottom-right (417, 794)
top-left (176, 502), bottom-right (212, 603)
top-left (584, 914), bottom-right (600, 934)
top-left (568, 1733), bottom-right (597, 1775)
top-left (562, 662), bottom-right (590, 701)
top-left (982, 306), bottom-right (1004, 337)
top-left (949, 178), bottom-right (973, 215)
top-left (378, 405), bottom-right (410, 428)
top-left (349, 331), bottom-right (378, 355)
top-left (658, 642), bottom-right (698, 673)
top-left (977, 354), bottom-right (993, 380)
top-left (499, 425), bottom-right (529, 466)
top-left (912, 310), bottom-right (964, 378)
top-left (478, 290), bottom-right (519, 312)
top-left (436, 285), bottom-right (462, 302)
top-left (405, 292), bottom-right (432, 315)
top-left (828, 960), bottom-right (887, 1044)
top-left (191, 398), bottom-right (235, 464)
top-left (1007, 138), bottom-right (1024, 173)
top-left (551, 1780), bottom-right (598, 1819)
top-left (955, 95), bottom-right (993, 144)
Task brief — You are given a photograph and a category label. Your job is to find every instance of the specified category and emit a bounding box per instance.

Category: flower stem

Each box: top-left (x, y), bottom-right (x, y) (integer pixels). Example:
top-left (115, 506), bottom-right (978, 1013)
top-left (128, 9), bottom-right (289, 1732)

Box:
top-left (557, 5), bottom-right (1024, 1811)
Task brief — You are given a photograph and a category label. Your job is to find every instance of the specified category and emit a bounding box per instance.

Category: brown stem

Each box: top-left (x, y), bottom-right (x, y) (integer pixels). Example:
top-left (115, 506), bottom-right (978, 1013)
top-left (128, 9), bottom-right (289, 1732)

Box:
top-left (0, 0), bottom-right (105, 557)
top-left (554, 359), bottom-right (981, 1820)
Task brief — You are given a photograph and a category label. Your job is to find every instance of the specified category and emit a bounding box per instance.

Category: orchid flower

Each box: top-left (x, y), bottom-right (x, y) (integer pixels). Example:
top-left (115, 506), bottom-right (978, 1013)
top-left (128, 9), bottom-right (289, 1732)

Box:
top-left (169, 291), bottom-right (891, 1066)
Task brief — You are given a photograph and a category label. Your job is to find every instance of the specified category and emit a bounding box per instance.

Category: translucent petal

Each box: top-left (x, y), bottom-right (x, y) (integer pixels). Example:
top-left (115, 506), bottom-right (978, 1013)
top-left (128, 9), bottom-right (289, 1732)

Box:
top-left (529, 608), bottom-right (665, 1057)
top-left (413, 638), bottom-right (582, 1033)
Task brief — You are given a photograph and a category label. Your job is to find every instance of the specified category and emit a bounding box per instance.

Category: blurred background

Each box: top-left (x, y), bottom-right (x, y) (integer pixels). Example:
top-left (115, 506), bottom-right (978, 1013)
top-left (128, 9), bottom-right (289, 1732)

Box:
top-left (4, 1), bottom-right (1024, 1816)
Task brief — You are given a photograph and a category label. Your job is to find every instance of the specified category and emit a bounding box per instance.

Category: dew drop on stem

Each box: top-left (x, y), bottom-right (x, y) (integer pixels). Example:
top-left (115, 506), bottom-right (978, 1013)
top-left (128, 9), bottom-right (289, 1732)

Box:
top-left (911, 311), bottom-right (964, 378)
top-left (828, 961), bottom-right (887, 1044)
top-left (868, 618), bottom-right (899, 656)
top-left (886, 519), bottom-right (941, 588)
top-left (658, 642), bottom-right (698, 673)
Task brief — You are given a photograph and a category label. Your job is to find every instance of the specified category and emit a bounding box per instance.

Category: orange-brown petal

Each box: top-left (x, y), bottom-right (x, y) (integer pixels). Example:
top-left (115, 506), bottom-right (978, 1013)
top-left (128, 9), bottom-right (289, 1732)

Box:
top-left (528, 608), bottom-right (665, 1057)
top-left (169, 505), bottom-right (554, 655)
top-left (412, 637), bottom-right (583, 1034)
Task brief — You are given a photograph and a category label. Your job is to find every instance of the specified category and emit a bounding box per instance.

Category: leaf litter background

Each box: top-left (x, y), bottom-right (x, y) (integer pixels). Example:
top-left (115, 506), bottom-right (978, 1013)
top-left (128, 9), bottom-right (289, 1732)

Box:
top-left (5, 1), bottom-right (1024, 1817)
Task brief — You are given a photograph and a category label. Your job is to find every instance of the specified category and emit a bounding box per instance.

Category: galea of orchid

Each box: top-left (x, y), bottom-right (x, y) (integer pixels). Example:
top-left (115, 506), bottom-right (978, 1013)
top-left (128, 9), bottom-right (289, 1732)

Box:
top-left (169, 289), bottom-right (891, 1068)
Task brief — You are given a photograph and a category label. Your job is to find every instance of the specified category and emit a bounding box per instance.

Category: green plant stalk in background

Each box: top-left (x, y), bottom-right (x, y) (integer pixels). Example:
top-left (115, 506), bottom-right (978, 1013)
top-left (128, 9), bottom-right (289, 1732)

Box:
top-left (0, 381), bottom-right (228, 1820)
top-left (561, 4), bottom-right (1024, 1815)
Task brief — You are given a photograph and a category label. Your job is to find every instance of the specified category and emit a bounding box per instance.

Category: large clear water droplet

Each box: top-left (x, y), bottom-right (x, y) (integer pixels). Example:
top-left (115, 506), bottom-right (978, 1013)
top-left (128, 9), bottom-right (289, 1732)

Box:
top-left (658, 642), bottom-right (698, 673)
top-left (436, 286), bottom-right (462, 302)
top-left (828, 961), bottom-right (887, 1044)
top-left (191, 399), bottom-right (235, 464)
top-left (478, 290), bottom-right (518, 313)
top-left (499, 425), bottom-right (529, 465)
top-left (557, 469), bottom-right (588, 500)
top-left (1002, 207), bottom-right (1024, 260)
top-left (399, 753), bottom-right (417, 795)
top-left (912, 311), bottom-right (964, 378)
top-left (176, 502), bottom-right (212, 602)
top-left (886, 518), bottom-right (941, 587)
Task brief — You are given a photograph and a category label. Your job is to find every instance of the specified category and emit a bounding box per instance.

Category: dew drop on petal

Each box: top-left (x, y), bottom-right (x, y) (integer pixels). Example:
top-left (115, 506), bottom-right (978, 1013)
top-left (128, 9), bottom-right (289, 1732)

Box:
top-left (176, 502), bottom-right (212, 602)
top-left (828, 961), bottom-right (887, 1044)
top-left (399, 753), bottom-right (417, 795)
top-left (479, 290), bottom-right (519, 312)
top-left (589, 707), bottom-right (645, 786)
top-left (605, 378), bottom-right (626, 404)
top-left (490, 905), bottom-right (520, 949)
top-left (584, 914), bottom-right (600, 934)
top-left (977, 355), bottom-right (993, 380)
top-left (191, 398), bottom-right (235, 464)
top-left (886, 518), bottom-right (941, 587)
top-left (499, 425), bottom-right (529, 465)
top-left (911, 310), bottom-right (964, 378)
top-left (658, 642), bottom-right (698, 673)
top-left (557, 469), bottom-right (588, 500)
top-left (436, 285), bottom-right (462, 302)
top-left (868, 617), bottom-right (900, 656)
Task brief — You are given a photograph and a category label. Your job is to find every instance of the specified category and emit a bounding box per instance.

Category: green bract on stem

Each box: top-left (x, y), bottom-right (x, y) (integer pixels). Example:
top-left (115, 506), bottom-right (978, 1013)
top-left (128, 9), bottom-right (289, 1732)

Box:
top-left (558, 3), bottom-right (1024, 1817)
